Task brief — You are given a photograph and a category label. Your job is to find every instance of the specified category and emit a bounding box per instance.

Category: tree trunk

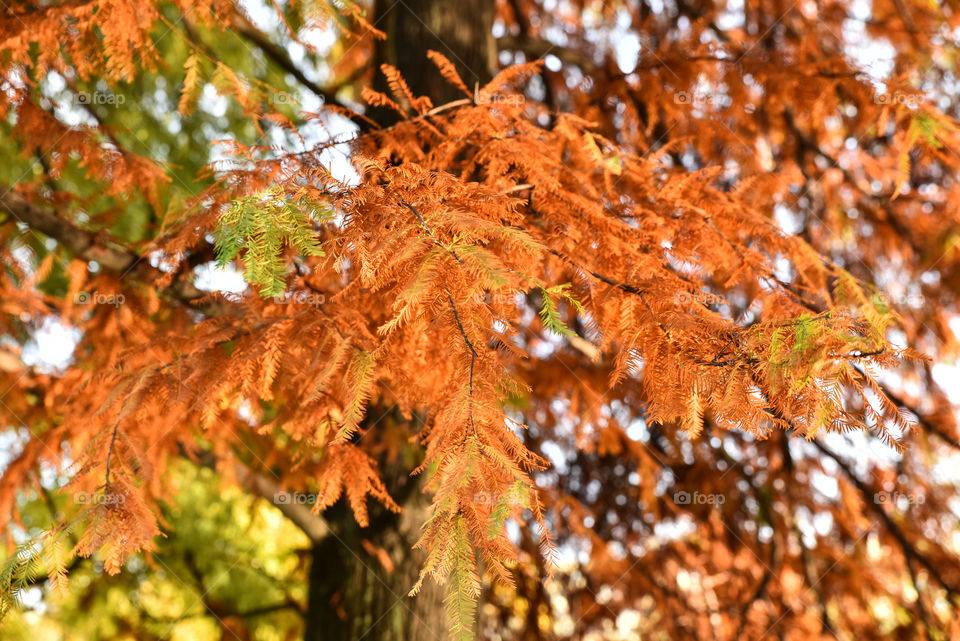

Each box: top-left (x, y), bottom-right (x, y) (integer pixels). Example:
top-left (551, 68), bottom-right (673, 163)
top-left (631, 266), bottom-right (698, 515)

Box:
top-left (373, 0), bottom-right (496, 107)
top-left (302, 4), bottom-right (495, 638)
top-left (304, 481), bottom-right (446, 641)
top-left (302, 416), bottom-right (458, 640)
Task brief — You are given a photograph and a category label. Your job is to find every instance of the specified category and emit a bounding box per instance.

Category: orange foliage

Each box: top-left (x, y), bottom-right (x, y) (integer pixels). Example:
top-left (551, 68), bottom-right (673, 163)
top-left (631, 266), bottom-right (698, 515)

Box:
top-left (0, 0), bottom-right (959, 639)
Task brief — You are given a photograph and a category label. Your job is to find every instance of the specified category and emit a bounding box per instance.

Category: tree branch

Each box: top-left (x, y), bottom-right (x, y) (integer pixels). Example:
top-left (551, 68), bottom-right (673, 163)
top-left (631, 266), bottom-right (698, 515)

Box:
top-left (877, 380), bottom-right (960, 450)
top-left (496, 34), bottom-right (598, 72)
top-left (0, 185), bottom-right (208, 304)
top-left (809, 438), bottom-right (959, 598)
top-left (226, 13), bottom-right (372, 130)
top-left (0, 187), bottom-right (135, 272)
top-left (177, 442), bottom-right (331, 544)
top-left (232, 462), bottom-right (331, 544)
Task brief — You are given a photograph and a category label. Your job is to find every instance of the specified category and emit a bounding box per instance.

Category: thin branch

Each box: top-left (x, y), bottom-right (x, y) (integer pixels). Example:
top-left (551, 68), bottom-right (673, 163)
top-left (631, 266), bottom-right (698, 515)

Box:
top-left (399, 198), bottom-right (464, 264)
top-left (905, 557), bottom-right (936, 641)
top-left (446, 289), bottom-right (479, 441)
top-left (496, 34), bottom-right (599, 72)
top-left (779, 435), bottom-right (835, 635)
top-left (226, 12), bottom-right (373, 129)
top-left (877, 379), bottom-right (960, 450)
top-left (809, 438), bottom-right (959, 599)
top-left (104, 421), bottom-right (120, 492)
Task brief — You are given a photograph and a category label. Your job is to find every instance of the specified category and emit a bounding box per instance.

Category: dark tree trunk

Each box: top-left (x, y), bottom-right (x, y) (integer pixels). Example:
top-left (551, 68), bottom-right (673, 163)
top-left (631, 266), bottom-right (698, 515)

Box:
top-left (373, 0), bottom-right (496, 110)
top-left (302, 4), bottom-right (496, 639)
top-left (304, 479), bottom-right (446, 641)
top-left (303, 414), bottom-right (456, 641)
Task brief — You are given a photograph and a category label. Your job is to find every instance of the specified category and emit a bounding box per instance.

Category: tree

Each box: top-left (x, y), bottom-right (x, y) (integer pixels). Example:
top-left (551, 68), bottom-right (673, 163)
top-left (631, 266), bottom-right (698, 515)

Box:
top-left (1, 0), bottom-right (959, 640)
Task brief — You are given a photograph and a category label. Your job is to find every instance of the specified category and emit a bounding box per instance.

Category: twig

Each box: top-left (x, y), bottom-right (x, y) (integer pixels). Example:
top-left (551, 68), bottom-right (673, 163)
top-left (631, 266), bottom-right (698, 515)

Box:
top-left (104, 421), bottom-right (120, 492)
top-left (446, 289), bottom-right (480, 442)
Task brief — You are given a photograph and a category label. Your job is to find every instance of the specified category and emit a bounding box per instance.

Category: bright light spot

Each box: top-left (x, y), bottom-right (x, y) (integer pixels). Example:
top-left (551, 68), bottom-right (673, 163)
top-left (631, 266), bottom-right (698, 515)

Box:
top-left (614, 33), bottom-right (640, 73)
top-left (194, 261), bottom-right (248, 293)
top-left (199, 84), bottom-right (228, 118)
top-left (21, 318), bottom-right (81, 373)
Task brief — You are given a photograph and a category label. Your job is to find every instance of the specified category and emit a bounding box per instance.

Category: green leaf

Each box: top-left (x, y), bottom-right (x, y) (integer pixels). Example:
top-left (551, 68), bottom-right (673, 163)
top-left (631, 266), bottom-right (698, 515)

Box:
top-left (445, 515), bottom-right (480, 641)
top-left (538, 284), bottom-right (581, 337)
top-left (485, 481), bottom-right (529, 539)
top-left (214, 186), bottom-right (327, 297)
top-left (791, 314), bottom-right (817, 354)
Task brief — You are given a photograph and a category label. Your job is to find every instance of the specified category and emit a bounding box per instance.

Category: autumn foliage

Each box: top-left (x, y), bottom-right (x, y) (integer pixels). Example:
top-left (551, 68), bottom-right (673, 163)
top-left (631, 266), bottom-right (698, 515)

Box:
top-left (1, 0), bottom-right (959, 640)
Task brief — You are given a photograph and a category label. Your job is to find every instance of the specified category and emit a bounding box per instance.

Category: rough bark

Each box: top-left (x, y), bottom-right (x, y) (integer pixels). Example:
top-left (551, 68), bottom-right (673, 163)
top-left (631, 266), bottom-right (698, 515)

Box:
top-left (373, 0), bottom-right (496, 107)
top-left (302, 407), bottom-right (448, 640)
top-left (304, 482), bottom-right (447, 641)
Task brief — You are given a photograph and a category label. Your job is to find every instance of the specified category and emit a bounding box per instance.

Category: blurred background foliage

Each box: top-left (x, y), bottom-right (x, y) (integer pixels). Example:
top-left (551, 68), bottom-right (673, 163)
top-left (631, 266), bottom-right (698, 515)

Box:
top-left (2, 462), bottom-right (309, 641)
